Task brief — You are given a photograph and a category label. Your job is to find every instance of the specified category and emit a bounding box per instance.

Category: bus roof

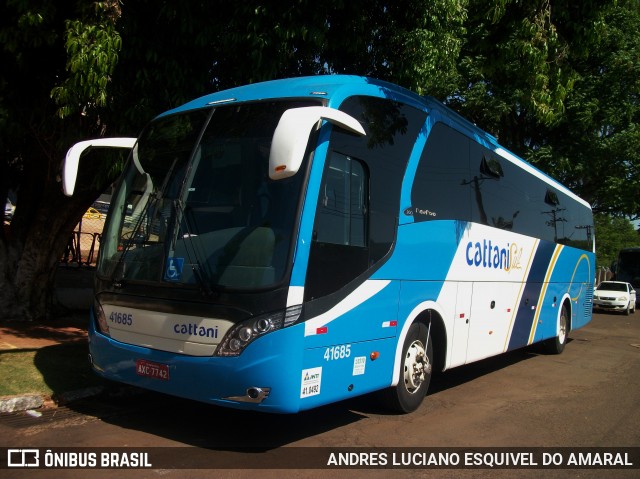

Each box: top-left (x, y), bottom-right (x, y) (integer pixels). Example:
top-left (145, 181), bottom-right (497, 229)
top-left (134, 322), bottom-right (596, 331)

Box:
top-left (160, 75), bottom-right (591, 211)
top-left (162, 75), bottom-right (421, 115)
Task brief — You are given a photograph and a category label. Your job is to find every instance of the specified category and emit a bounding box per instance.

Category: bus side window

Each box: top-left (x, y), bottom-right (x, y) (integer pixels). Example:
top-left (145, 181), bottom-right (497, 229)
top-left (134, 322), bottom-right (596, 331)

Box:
top-left (314, 153), bottom-right (368, 247)
top-left (411, 122), bottom-right (472, 223)
top-left (305, 96), bottom-right (426, 301)
top-left (305, 153), bottom-right (370, 300)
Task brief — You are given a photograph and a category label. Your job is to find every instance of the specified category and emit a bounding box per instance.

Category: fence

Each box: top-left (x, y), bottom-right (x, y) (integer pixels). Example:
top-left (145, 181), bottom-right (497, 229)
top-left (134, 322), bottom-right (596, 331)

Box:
top-left (61, 216), bottom-right (105, 266)
top-left (596, 267), bottom-right (613, 286)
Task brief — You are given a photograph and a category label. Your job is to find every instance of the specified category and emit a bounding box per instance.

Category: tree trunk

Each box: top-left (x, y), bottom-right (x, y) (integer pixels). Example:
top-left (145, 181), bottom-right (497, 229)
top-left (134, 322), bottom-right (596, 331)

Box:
top-left (0, 169), bottom-right (103, 321)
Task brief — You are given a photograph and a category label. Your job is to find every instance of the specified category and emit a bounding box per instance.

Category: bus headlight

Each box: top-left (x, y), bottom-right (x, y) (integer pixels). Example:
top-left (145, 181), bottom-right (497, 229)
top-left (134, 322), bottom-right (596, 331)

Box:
top-left (216, 305), bottom-right (302, 357)
top-left (93, 299), bottom-right (110, 337)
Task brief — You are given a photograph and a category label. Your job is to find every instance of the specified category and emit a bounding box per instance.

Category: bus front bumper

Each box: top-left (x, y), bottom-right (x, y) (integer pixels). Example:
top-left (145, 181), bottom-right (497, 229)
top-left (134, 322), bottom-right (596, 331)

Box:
top-left (87, 315), bottom-right (305, 414)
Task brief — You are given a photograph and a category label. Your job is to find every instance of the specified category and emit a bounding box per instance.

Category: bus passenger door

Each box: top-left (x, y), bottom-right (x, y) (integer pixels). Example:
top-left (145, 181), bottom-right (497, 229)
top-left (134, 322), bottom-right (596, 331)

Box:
top-left (449, 282), bottom-right (472, 368)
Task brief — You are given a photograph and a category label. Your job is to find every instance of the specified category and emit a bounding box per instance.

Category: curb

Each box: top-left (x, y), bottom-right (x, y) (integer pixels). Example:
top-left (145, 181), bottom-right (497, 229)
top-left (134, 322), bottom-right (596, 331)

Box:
top-left (0, 387), bottom-right (104, 414)
top-left (0, 385), bottom-right (141, 414)
top-left (0, 394), bottom-right (44, 414)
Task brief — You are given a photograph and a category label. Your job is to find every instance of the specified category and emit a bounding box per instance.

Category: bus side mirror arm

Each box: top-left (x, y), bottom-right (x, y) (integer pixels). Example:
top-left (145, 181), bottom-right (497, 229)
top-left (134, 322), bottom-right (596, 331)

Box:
top-left (268, 107), bottom-right (366, 180)
top-left (62, 137), bottom-right (137, 196)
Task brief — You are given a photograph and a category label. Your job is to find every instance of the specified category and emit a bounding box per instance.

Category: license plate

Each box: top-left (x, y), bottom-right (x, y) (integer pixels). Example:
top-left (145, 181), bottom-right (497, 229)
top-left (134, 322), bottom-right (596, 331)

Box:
top-left (136, 359), bottom-right (169, 381)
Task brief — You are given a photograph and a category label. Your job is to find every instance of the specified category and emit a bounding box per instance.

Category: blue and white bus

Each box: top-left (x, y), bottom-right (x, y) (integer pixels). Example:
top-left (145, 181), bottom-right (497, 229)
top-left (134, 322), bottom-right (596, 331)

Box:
top-left (63, 76), bottom-right (594, 413)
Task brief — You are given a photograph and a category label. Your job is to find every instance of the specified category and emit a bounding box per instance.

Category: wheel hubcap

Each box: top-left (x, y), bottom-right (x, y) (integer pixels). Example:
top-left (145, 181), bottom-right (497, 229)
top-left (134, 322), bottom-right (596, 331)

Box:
top-left (403, 340), bottom-right (432, 394)
top-left (559, 313), bottom-right (567, 344)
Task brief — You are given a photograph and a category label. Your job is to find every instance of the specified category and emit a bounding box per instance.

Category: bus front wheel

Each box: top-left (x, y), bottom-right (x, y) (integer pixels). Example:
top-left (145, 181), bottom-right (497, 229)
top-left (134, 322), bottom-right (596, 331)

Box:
top-left (385, 322), bottom-right (433, 413)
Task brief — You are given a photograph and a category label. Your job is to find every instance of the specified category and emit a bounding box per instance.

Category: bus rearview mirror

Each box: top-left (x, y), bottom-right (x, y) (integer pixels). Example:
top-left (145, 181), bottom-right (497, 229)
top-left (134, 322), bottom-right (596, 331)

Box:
top-left (62, 138), bottom-right (137, 196)
top-left (268, 106), bottom-right (366, 180)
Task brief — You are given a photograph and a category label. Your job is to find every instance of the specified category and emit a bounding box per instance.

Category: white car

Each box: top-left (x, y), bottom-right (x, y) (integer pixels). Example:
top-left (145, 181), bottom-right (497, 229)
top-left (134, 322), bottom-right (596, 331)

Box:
top-left (593, 281), bottom-right (637, 315)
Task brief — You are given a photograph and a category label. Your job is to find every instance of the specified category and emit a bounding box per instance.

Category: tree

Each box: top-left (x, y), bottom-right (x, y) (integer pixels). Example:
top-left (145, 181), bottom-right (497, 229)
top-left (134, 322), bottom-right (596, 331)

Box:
top-left (0, 1), bottom-right (125, 320)
top-left (0, 0), bottom-right (469, 320)
top-left (527, 0), bottom-right (640, 219)
top-left (451, 1), bottom-right (640, 219)
top-left (1, 0), bottom-right (638, 320)
top-left (594, 214), bottom-right (640, 269)
top-left (445, 0), bottom-right (640, 270)
top-left (451, 0), bottom-right (580, 147)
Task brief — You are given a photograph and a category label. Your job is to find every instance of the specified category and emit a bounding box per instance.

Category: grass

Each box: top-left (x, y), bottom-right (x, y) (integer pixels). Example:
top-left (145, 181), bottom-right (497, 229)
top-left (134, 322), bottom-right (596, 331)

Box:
top-left (0, 342), bottom-right (105, 398)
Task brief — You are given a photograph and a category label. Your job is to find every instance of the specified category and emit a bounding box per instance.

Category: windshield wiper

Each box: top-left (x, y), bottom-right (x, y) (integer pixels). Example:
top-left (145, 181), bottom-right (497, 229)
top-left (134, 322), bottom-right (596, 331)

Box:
top-left (111, 194), bottom-right (156, 287)
top-left (173, 198), bottom-right (215, 296)
top-left (112, 159), bottom-right (179, 287)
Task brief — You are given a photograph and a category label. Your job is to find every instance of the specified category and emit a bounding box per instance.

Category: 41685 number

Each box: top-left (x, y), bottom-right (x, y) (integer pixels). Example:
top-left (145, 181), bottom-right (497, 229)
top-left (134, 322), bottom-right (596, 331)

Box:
top-left (109, 311), bottom-right (133, 325)
top-left (324, 344), bottom-right (351, 361)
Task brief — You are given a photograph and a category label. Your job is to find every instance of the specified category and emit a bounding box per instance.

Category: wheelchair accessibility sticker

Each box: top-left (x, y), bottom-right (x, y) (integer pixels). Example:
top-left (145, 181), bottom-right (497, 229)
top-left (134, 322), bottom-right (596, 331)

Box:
top-left (165, 257), bottom-right (184, 282)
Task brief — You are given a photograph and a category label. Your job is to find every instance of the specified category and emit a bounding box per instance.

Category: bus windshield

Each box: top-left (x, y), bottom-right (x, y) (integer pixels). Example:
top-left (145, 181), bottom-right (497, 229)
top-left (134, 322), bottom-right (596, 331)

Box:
top-left (98, 100), bottom-right (318, 290)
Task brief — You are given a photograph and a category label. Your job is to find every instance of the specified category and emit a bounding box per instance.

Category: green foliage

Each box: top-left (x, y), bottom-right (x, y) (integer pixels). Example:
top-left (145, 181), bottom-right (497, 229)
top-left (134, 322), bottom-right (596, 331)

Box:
top-left (380, 0), bottom-right (468, 98)
top-left (51, 19), bottom-right (121, 117)
top-left (1, 0), bottom-right (640, 319)
top-left (446, 0), bottom-right (640, 220)
top-left (201, 1), bottom-right (467, 99)
top-left (3, 0), bottom-right (638, 214)
top-left (453, 0), bottom-right (575, 137)
top-left (525, 0), bottom-right (640, 219)
top-left (594, 214), bottom-right (640, 269)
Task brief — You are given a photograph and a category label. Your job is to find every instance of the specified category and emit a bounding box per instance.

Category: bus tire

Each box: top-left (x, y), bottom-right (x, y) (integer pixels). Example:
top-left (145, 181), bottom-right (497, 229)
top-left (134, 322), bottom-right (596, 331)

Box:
top-left (385, 322), bottom-right (433, 413)
top-left (546, 304), bottom-right (569, 354)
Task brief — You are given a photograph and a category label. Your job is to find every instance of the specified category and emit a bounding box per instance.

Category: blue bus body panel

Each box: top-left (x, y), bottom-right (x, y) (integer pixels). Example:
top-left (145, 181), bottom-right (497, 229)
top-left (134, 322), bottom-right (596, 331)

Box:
top-left (298, 337), bottom-right (398, 411)
top-left (89, 306), bottom-right (400, 413)
top-left (381, 221), bottom-right (467, 281)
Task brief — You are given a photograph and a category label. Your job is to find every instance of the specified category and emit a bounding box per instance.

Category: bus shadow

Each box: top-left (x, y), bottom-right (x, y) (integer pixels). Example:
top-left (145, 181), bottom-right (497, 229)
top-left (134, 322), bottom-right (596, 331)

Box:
top-left (66, 341), bottom-right (562, 451)
top-left (350, 341), bottom-right (563, 415)
top-left (429, 344), bottom-right (552, 395)
top-left (70, 388), bottom-right (367, 451)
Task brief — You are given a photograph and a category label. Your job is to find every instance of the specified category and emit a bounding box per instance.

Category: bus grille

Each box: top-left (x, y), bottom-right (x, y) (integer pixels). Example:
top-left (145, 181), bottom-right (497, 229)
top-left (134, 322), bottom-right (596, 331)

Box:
top-left (584, 283), bottom-right (594, 318)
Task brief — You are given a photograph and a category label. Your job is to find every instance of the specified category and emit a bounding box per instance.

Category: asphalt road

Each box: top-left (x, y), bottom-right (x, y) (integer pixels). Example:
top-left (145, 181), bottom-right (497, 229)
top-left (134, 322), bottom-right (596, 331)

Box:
top-left (1, 311), bottom-right (639, 479)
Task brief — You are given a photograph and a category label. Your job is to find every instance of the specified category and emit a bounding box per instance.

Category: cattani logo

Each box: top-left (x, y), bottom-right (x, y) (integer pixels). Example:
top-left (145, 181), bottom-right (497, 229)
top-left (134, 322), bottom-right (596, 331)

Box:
top-left (465, 239), bottom-right (523, 272)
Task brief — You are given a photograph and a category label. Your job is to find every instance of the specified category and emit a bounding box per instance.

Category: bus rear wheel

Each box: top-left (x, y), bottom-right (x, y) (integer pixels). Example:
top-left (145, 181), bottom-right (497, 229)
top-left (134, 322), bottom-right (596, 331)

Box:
top-left (546, 304), bottom-right (569, 354)
top-left (385, 322), bottom-right (433, 413)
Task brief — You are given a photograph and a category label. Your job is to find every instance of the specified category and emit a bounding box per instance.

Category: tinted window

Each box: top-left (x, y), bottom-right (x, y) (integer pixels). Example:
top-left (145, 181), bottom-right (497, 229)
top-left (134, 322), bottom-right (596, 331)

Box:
top-left (617, 250), bottom-right (640, 284)
top-left (598, 282), bottom-right (627, 292)
top-left (315, 153), bottom-right (368, 247)
top-left (99, 101), bottom-right (321, 288)
top-left (470, 142), bottom-right (540, 234)
top-left (305, 96), bottom-right (427, 300)
top-left (410, 121), bottom-right (593, 251)
top-left (411, 122), bottom-right (471, 222)
top-left (551, 189), bottom-right (594, 250)
top-left (470, 143), bottom-right (593, 249)
top-left (332, 96), bottom-right (428, 259)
